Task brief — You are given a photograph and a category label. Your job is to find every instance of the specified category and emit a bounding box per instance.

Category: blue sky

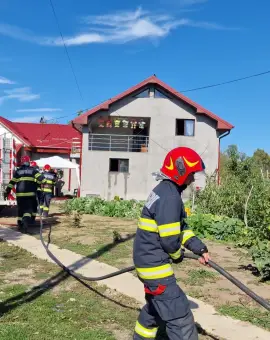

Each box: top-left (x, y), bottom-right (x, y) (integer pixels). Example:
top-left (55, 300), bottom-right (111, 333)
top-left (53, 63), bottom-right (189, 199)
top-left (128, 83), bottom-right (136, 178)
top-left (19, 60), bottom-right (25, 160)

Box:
top-left (0, 0), bottom-right (270, 155)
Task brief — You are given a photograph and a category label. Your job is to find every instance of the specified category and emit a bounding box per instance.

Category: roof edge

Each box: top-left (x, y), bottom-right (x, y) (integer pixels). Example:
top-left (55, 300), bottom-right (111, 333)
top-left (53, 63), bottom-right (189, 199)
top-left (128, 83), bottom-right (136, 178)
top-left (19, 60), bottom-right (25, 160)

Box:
top-left (72, 75), bottom-right (234, 131)
top-left (0, 117), bottom-right (30, 146)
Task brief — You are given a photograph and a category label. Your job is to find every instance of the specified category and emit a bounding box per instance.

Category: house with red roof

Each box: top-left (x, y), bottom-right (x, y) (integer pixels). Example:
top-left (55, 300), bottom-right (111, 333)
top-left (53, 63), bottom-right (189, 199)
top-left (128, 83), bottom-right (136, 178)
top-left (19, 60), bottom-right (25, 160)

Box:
top-left (0, 117), bottom-right (81, 195)
top-left (72, 75), bottom-right (234, 200)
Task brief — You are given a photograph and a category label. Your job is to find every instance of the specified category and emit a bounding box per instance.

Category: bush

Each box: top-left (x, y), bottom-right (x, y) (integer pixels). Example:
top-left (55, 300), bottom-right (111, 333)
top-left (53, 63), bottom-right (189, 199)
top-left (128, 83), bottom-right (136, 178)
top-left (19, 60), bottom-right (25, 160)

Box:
top-left (63, 192), bottom-right (270, 279)
top-left (63, 197), bottom-right (144, 220)
top-left (194, 144), bottom-right (270, 279)
top-left (187, 213), bottom-right (245, 242)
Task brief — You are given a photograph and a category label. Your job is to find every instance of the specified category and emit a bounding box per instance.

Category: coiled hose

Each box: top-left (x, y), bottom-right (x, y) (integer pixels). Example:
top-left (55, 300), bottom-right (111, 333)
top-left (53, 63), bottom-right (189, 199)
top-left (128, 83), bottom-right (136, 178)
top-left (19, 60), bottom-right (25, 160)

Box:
top-left (39, 217), bottom-right (270, 312)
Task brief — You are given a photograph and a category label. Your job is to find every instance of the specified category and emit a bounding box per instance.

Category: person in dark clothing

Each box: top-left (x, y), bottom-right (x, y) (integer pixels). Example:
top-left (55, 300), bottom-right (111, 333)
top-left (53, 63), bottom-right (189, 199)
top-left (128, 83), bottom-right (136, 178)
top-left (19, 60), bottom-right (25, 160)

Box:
top-left (133, 147), bottom-right (210, 340)
top-left (40, 164), bottom-right (57, 217)
top-left (5, 156), bottom-right (45, 233)
top-left (29, 161), bottom-right (42, 223)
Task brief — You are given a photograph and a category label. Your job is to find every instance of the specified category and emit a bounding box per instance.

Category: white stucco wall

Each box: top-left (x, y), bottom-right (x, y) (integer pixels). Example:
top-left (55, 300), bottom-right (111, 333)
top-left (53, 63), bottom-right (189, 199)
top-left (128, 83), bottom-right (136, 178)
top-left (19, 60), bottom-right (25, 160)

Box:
top-left (0, 124), bottom-right (23, 145)
top-left (80, 92), bottom-right (220, 200)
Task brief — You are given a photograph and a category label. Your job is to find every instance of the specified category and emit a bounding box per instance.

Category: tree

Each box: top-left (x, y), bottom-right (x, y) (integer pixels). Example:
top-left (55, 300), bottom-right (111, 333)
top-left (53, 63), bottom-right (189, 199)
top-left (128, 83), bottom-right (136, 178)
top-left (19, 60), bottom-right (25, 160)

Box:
top-left (252, 149), bottom-right (270, 175)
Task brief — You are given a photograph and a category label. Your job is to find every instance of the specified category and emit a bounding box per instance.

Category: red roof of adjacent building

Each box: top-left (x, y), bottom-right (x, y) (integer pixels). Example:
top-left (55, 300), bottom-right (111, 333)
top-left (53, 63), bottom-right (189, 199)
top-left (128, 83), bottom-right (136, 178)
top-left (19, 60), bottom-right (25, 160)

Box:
top-left (72, 75), bottom-right (234, 131)
top-left (0, 116), bottom-right (81, 149)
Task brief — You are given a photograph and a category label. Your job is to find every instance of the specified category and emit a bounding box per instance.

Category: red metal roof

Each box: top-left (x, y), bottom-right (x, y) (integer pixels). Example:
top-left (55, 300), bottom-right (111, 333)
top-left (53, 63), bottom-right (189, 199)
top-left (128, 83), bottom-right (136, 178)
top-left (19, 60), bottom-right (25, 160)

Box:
top-left (0, 116), bottom-right (81, 149)
top-left (73, 75), bottom-right (234, 130)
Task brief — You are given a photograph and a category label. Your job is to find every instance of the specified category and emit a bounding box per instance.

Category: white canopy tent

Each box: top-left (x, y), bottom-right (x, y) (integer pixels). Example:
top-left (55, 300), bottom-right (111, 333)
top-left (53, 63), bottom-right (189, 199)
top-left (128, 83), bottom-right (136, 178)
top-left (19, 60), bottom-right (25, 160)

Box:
top-left (35, 155), bottom-right (80, 186)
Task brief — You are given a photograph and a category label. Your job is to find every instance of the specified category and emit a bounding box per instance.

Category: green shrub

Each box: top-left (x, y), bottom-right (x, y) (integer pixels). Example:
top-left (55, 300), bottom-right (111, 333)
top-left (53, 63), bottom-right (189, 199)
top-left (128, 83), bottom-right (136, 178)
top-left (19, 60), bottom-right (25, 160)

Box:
top-left (63, 197), bottom-right (144, 220)
top-left (194, 144), bottom-right (270, 280)
top-left (63, 194), bottom-right (270, 279)
top-left (187, 213), bottom-right (245, 242)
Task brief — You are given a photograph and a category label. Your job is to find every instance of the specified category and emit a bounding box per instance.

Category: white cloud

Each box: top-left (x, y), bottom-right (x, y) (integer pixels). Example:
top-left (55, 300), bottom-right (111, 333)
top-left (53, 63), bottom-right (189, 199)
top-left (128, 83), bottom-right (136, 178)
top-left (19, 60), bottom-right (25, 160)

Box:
top-left (16, 108), bottom-right (62, 113)
top-left (0, 23), bottom-right (38, 43)
top-left (0, 76), bottom-right (15, 84)
top-left (48, 8), bottom-right (185, 46)
top-left (12, 115), bottom-right (53, 123)
top-left (0, 87), bottom-right (40, 105)
top-left (0, 7), bottom-right (233, 47)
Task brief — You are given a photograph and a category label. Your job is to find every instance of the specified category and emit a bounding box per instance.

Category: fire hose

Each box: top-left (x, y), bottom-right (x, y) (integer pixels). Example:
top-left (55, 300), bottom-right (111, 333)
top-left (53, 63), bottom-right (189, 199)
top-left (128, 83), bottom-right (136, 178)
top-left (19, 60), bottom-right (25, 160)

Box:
top-left (39, 217), bottom-right (270, 312)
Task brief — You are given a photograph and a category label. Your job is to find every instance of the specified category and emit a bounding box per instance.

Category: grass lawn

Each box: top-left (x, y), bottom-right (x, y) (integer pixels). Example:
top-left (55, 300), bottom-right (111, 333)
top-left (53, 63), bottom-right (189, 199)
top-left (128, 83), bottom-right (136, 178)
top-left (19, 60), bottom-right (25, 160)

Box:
top-left (0, 241), bottom-right (218, 340)
top-left (0, 241), bottom-right (140, 340)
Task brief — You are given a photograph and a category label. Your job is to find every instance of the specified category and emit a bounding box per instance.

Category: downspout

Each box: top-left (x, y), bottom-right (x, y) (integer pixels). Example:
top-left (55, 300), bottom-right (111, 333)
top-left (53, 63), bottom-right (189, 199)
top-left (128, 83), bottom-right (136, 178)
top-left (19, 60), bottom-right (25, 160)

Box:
top-left (68, 152), bottom-right (71, 193)
top-left (218, 130), bottom-right (230, 185)
top-left (78, 130), bottom-right (83, 198)
top-left (71, 121), bottom-right (83, 198)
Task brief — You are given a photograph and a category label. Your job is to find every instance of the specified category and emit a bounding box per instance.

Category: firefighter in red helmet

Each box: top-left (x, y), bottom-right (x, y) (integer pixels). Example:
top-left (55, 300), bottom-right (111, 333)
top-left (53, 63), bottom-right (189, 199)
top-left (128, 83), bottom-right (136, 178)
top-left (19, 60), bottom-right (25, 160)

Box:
top-left (133, 147), bottom-right (210, 340)
top-left (39, 164), bottom-right (57, 217)
top-left (5, 155), bottom-right (45, 233)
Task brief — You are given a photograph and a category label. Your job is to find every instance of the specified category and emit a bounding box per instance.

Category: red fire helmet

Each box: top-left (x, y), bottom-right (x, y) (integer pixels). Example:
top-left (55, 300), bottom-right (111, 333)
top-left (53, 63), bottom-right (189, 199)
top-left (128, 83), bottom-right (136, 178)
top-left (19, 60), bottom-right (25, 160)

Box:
top-left (43, 164), bottom-right (51, 171)
top-left (160, 147), bottom-right (205, 186)
top-left (21, 155), bottom-right (31, 165)
top-left (30, 161), bottom-right (37, 167)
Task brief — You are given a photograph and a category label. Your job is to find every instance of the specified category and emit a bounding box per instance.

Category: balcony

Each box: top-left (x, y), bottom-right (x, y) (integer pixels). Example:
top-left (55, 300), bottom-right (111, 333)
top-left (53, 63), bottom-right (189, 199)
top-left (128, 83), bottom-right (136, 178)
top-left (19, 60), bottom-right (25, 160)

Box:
top-left (70, 138), bottom-right (81, 158)
top-left (89, 134), bottom-right (149, 152)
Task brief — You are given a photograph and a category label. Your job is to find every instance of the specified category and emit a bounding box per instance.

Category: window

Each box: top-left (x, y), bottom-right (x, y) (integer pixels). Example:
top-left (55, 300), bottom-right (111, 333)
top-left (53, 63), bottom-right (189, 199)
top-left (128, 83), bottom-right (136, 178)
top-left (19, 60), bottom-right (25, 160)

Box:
top-left (154, 89), bottom-right (168, 99)
top-left (109, 159), bottom-right (129, 173)
top-left (176, 119), bottom-right (195, 136)
top-left (134, 88), bottom-right (150, 98)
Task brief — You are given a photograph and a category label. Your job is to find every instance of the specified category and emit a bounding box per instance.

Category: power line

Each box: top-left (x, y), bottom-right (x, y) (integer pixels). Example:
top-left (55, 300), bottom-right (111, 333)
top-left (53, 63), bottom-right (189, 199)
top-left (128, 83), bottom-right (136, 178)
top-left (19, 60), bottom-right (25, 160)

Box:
top-left (180, 70), bottom-right (270, 93)
top-left (41, 68), bottom-right (270, 153)
top-left (48, 0), bottom-right (84, 103)
top-left (44, 68), bottom-right (270, 124)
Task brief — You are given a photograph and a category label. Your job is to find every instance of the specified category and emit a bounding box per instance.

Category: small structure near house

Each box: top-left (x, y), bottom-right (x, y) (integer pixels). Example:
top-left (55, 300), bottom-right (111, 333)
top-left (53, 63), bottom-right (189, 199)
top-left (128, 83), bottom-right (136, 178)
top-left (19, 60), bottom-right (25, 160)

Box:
top-left (72, 75), bottom-right (234, 201)
top-left (0, 117), bottom-right (81, 196)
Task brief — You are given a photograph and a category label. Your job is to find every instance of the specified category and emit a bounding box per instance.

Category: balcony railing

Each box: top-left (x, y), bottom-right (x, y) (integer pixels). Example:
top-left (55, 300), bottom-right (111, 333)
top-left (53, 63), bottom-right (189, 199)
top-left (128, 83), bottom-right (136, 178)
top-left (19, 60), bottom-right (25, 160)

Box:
top-left (89, 134), bottom-right (149, 152)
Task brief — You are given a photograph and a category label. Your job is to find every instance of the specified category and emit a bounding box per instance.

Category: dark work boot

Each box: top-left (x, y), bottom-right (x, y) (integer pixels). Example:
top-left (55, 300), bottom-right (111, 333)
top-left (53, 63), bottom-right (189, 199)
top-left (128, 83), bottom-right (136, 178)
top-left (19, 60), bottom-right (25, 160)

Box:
top-left (18, 221), bottom-right (23, 232)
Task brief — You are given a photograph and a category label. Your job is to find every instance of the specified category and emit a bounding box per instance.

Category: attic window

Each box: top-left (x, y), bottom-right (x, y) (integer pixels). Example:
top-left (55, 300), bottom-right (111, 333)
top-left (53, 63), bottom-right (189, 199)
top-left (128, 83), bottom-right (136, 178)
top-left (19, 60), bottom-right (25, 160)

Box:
top-left (134, 89), bottom-right (150, 98)
top-left (154, 89), bottom-right (168, 99)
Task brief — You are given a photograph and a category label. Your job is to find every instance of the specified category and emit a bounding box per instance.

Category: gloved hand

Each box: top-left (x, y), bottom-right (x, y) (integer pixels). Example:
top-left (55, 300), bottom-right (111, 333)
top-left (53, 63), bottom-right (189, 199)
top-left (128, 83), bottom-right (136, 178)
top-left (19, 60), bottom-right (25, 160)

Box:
top-left (172, 248), bottom-right (185, 264)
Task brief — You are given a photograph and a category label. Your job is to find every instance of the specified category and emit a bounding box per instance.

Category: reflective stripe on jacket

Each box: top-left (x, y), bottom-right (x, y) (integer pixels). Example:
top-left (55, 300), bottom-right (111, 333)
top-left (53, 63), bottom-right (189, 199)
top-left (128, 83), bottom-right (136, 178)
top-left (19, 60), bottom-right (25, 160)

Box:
top-left (8, 165), bottom-right (45, 197)
top-left (42, 172), bottom-right (57, 193)
top-left (133, 180), bottom-right (207, 285)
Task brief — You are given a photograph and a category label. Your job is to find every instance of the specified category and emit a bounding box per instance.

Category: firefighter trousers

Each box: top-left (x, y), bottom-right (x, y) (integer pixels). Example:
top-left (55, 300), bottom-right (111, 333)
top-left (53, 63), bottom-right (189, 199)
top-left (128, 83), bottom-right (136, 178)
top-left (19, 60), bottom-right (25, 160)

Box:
top-left (37, 190), bottom-right (42, 214)
top-left (134, 281), bottom-right (198, 340)
top-left (40, 192), bottom-right (53, 217)
top-left (17, 196), bottom-right (37, 231)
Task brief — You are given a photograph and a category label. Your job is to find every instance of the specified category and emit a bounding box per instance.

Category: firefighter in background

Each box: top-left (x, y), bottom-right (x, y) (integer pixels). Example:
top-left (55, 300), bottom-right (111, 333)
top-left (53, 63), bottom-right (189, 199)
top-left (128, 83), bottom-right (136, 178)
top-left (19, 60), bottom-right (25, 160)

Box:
top-left (30, 161), bottom-right (42, 222)
top-left (40, 164), bottom-right (57, 217)
top-left (133, 147), bottom-right (210, 340)
top-left (5, 156), bottom-right (45, 233)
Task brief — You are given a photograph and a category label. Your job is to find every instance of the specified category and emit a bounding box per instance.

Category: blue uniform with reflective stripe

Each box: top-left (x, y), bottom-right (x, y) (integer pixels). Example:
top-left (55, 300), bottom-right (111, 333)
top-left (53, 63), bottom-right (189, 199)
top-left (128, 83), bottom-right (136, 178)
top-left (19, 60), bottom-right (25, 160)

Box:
top-left (133, 179), bottom-right (207, 285)
top-left (133, 180), bottom-right (206, 340)
top-left (8, 165), bottom-right (45, 197)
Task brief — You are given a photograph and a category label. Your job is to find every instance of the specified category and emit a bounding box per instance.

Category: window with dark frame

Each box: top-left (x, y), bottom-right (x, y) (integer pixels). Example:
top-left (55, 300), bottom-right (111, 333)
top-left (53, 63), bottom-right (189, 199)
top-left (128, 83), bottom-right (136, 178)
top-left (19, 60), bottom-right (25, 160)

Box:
top-left (134, 88), bottom-right (150, 98)
top-left (176, 119), bottom-right (195, 136)
top-left (109, 158), bottom-right (129, 173)
top-left (154, 89), bottom-right (168, 99)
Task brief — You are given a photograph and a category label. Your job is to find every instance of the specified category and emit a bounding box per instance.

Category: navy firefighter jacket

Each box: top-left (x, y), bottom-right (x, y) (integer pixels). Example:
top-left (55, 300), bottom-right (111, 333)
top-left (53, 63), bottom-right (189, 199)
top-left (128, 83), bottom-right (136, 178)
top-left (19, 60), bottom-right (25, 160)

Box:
top-left (8, 165), bottom-right (45, 197)
top-left (42, 171), bottom-right (57, 194)
top-left (133, 180), bottom-right (207, 286)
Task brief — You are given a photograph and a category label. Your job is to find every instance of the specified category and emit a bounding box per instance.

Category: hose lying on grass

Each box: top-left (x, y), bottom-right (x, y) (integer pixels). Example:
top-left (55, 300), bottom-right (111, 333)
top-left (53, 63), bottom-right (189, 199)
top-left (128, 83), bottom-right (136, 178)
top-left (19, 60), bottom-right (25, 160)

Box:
top-left (39, 217), bottom-right (270, 312)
